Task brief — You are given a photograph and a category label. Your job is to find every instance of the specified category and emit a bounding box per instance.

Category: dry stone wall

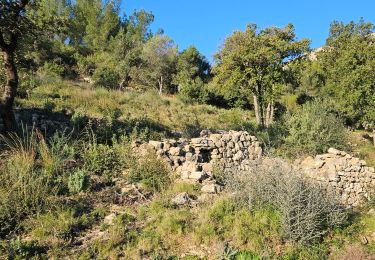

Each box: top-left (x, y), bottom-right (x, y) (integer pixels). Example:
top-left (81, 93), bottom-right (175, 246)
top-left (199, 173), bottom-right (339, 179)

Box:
top-left (137, 130), bottom-right (375, 206)
top-left (297, 148), bottom-right (375, 206)
top-left (136, 130), bottom-right (262, 193)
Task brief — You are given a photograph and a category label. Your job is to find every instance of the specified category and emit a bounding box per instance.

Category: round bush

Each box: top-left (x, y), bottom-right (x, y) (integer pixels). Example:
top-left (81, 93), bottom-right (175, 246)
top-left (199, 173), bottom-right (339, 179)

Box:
top-left (92, 67), bottom-right (120, 89)
top-left (284, 99), bottom-right (348, 155)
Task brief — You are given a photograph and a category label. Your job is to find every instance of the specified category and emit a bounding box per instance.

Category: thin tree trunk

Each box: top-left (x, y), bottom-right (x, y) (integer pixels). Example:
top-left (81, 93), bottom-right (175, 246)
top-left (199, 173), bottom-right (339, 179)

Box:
top-left (258, 87), bottom-right (265, 128)
top-left (265, 102), bottom-right (271, 127)
top-left (0, 48), bottom-right (18, 132)
top-left (158, 75), bottom-right (163, 95)
top-left (253, 95), bottom-right (260, 126)
top-left (373, 129), bottom-right (375, 147)
top-left (269, 101), bottom-right (274, 125)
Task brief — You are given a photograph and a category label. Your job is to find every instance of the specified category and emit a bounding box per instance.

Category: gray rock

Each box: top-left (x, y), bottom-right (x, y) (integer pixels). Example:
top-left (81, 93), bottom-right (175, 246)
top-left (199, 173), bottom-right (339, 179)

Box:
top-left (172, 192), bottom-right (190, 206)
top-left (201, 183), bottom-right (223, 193)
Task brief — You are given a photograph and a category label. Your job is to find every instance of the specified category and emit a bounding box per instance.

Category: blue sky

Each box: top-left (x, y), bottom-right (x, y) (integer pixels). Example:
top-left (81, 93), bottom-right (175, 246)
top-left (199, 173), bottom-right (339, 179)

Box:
top-left (121, 0), bottom-right (375, 62)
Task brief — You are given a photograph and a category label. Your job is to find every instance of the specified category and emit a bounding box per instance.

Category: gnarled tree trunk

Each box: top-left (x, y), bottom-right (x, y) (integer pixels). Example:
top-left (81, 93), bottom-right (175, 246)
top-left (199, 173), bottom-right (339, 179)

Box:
top-left (0, 0), bottom-right (29, 133)
top-left (0, 38), bottom-right (18, 132)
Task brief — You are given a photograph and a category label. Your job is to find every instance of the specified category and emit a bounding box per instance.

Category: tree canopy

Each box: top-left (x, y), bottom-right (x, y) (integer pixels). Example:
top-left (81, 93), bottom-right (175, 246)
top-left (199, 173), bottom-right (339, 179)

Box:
top-left (212, 24), bottom-right (310, 127)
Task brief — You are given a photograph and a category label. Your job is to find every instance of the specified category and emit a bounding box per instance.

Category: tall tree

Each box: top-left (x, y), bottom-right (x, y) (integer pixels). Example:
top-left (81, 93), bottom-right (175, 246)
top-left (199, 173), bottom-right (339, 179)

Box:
top-left (173, 45), bottom-right (210, 89)
top-left (70, 0), bottom-right (120, 51)
top-left (130, 34), bottom-right (178, 94)
top-left (112, 9), bottom-right (154, 89)
top-left (213, 24), bottom-right (309, 127)
top-left (0, 0), bottom-right (30, 132)
top-left (318, 19), bottom-right (375, 128)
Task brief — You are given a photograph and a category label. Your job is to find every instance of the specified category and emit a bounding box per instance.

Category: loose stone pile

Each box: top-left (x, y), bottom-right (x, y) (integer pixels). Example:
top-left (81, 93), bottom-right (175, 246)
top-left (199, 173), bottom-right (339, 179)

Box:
top-left (138, 130), bottom-right (262, 194)
top-left (297, 148), bottom-right (375, 206)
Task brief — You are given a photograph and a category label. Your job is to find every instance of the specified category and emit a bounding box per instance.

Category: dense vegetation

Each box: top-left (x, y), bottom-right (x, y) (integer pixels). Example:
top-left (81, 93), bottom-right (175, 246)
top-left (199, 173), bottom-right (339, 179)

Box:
top-left (0, 0), bottom-right (375, 259)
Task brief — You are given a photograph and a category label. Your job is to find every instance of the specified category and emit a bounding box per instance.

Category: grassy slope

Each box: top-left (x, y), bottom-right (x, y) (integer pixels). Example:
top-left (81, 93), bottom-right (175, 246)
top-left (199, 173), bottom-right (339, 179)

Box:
top-left (17, 81), bottom-right (256, 135)
top-left (1, 81), bottom-right (374, 259)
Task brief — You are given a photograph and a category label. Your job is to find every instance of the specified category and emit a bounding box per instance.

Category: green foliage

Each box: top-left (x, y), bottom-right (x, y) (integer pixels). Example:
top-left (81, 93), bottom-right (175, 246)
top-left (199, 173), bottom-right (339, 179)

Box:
top-left (130, 34), bottom-right (178, 93)
top-left (68, 169), bottom-right (90, 194)
top-left (71, 111), bottom-right (87, 130)
top-left (82, 141), bottom-right (123, 181)
top-left (195, 197), bottom-right (281, 251)
top-left (174, 45), bottom-right (211, 102)
top-left (92, 66), bottom-right (120, 89)
top-left (284, 99), bottom-right (348, 155)
top-left (127, 151), bottom-right (171, 193)
top-left (27, 208), bottom-right (90, 247)
top-left (36, 62), bottom-right (64, 84)
top-left (315, 19), bottom-right (375, 126)
top-left (0, 131), bottom-right (56, 237)
top-left (1, 237), bottom-right (46, 259)
top-left (212, 23), bottom-right (310, 126)
top-left (219, 244), bottom-right (238, 260)
top-left (177, 78), bottom-right (208, 104)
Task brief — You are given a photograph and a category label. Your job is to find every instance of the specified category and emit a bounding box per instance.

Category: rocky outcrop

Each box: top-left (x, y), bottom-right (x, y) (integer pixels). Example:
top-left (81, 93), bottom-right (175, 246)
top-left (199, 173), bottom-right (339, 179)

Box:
top-left (297, 148), bottom-right (375, 206)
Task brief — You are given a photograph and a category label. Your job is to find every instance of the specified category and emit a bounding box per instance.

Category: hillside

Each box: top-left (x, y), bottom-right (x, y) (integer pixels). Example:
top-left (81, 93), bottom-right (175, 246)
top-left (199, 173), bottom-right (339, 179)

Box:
top-left (0, 81), bottom-right (374, 259)
top-left (1, 1), bottom-right (375, 259)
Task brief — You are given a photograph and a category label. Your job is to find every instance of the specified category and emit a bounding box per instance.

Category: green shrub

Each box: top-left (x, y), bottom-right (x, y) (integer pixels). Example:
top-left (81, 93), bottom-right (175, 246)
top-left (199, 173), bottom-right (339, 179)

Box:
top-left (36, 62), bottom-right (64, 84)
top-left (93, 67), bottom-right (119, 89)
top-left (284, 99), bottom-right (348, 155)
top-left (178, 78), bottom-right (207, 104)
top-left (127, 151), bottom-right (171, 193)
top-left (68, 170), bottom-right (90, 194)
top-left (82, 142), bottom-right (123, 181)
top-left (71, 111), bottom-right (88, 130)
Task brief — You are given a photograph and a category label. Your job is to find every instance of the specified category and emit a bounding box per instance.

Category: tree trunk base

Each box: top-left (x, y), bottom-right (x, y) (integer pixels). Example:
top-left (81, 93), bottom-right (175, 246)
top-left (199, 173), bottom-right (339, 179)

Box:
top-left (0, 108), bottom-right (17, 133)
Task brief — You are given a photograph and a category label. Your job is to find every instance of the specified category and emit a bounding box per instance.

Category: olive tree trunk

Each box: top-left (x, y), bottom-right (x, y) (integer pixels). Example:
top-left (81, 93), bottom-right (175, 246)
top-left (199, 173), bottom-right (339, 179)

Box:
top-left (0, 37), bottom-right (18, 132)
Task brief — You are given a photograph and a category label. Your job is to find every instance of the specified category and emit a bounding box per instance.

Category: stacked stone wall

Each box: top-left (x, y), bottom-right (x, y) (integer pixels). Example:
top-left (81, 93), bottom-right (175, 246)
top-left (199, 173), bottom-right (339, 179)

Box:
top-left (297, 148), bottom-right (375, 206)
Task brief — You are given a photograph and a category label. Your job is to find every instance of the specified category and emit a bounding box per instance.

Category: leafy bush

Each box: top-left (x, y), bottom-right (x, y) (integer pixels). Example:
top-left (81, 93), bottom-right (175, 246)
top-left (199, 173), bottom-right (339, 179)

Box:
top-left (36, 62), bottom-right (64, 84)
top-left (82, 141), bottom-right (123, 181)
top-left (93, 67), bottom-right (120, 89)
top-left (71, 111), bottom-right (87, 129)
top-left (226, 159), bottom-right (347, 245)
top-left (284, 99), bottom-right (348, 155)
top-left (127, 151), bottom-right (171, 193)
top-left (178, 78), bottom-right (207, 104)
top-left (68, 170), bottom-right (90, 194)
